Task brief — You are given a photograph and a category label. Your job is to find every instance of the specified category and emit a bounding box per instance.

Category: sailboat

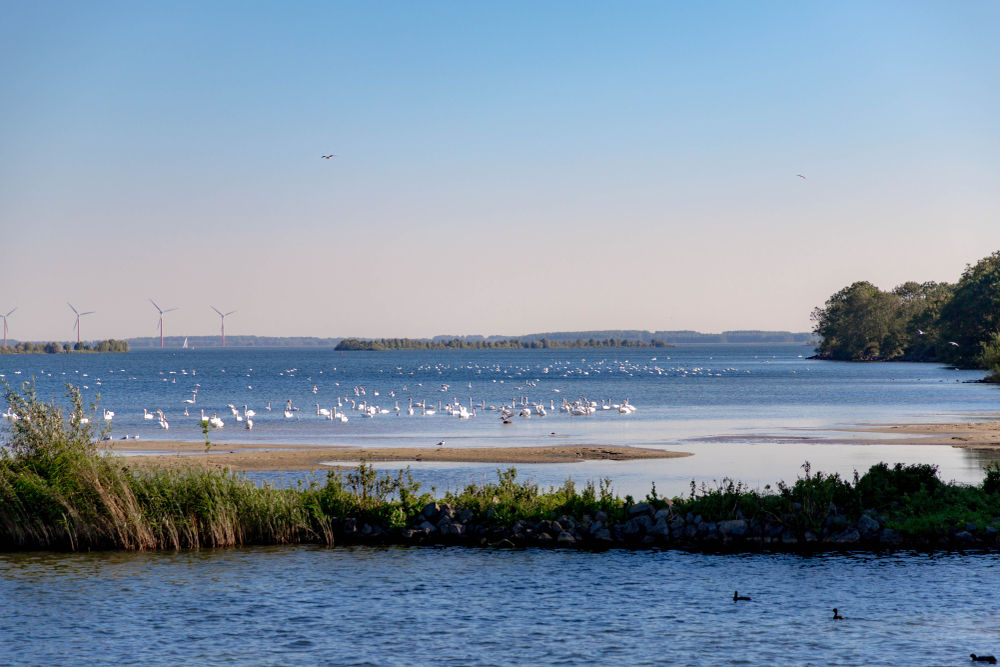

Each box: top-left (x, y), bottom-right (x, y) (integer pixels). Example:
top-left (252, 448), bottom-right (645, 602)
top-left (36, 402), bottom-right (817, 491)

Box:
top-left (182, 337), bottom-right (188, 349)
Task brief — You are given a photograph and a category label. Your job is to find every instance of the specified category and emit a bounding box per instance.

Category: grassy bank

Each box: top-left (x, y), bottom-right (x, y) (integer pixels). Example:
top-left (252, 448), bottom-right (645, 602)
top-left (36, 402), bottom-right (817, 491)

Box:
top-left (4, 382), bottom-right (1000, 552)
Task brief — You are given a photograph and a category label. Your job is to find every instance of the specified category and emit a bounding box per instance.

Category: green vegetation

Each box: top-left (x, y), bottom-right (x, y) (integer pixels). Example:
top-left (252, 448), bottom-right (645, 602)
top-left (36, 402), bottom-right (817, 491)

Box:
top-left (0, 340), bottom-right (129, 355)
top-left (335, 337), bottom-right (672, 351)
top-left (4, 382), bottom-right (1000, 552)
top-left (812, 250), bottom-right (1000, 368)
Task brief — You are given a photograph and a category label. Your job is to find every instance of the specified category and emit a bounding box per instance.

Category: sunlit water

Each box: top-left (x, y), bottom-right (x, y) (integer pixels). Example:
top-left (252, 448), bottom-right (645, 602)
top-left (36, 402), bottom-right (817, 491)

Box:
top-left (2, 345), bottom-right (998, 496)
top-left (3, 546), bottom-right (999, 666)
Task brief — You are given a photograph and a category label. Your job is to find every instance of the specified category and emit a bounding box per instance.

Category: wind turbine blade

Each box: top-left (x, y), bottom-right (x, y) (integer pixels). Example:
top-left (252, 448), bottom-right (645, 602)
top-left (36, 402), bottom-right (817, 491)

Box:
top-left (82, 311), bottom-right (96, 316)
top-left (226, 310), bottom-right (237, 317)
top-left (150, 299), bottom-right (162, 313)
top-left (68, 302), bottom-right (79, 316)
top-left (164, 308), bottom-right (178, 313)
top-left (5, 308), bottom-right (15, 317)
top-left (73, 319), bottom-right (79, 332)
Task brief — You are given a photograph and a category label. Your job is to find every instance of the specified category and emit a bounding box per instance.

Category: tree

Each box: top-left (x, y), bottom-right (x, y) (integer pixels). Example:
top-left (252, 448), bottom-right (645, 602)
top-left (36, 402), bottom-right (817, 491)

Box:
top-left (812, 282), bottom-right (906, 360)
top-left (938, 251), bottom-right (1000, 366)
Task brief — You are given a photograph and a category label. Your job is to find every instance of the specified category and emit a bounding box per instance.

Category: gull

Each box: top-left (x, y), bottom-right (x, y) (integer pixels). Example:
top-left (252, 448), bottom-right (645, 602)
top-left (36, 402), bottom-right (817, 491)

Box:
top-left (797, 174), bottom-right (806, 179)
top-left (949, 342), bottom-right (959, 346)
top-left (321, 155), bottom-right (337, 159)
top-left (436, 440), bottom-right (445, 447)
top-left (917, 330), bottom-right (925, 335)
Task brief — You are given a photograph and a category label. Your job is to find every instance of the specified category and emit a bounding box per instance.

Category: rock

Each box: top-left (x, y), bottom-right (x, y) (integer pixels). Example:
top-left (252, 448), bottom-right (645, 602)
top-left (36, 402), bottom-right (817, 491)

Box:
top-left (588, 521), bottom-right (604, 535)
top-left (556, 532), bottom-right (576, 546)
top-left (361, 523), bottom-right (373, 536)
top-left (496, 539), bottom-right (515, 548)
top-left (439, 504), bottom-right (454, 519)
top-left (648, 518), bottom-right (670, 537)
top-left (879, 528), bottom-right (903, 546)
top-left (419, 520), bottom-right (437, 534)
top-left (966, 522), bottom-right (978, 534)
top-left (443, 523), bottom-right (465, 536)
top-left (343, 518), bottom-right (357, 534)
top-left (536, 532), bottom-right (553, 544)
top-left (954, 530), bottom-right (976, 544)
top-left (827, 515), bottom-right (848, 531)
top-left (781, 528), bottom-right (798, 544)
top-left (621, 519), bottom-right (643, 537)
top-left (985, 526), bottom-right (998, 540)
top-left (693, 515), bottom-right (704, 526)
top-left (595, 510), bottom-right (608, 523)
top-left (640, 536), bottom-right (656, 547)
top-left (670, 518), bottom-right (686, 533)
top-left (535, 520), bottom-right (554, 534)
top-left (593, 529), bottom-right (612, 542)
top-left (436, 516), bottom-right (453, 530)
top-left (827, 529), bottom-right (860, 544)
top-left (718, 520), bottom-right (748, 537)
top-left (459, 509), bottom-right (474, 523)
top-left (684, 525), bottom-right (698, 539)
top-left (628, 502), bottom-right (652, 517)
top-left (858, 514), bottom-right (880, 535)
top-left (653, 508), bottom-right (672, 521)
top-left (804, 531), bottom-right (818, 543)
top-left (422, 503), bottom-right (440, 520)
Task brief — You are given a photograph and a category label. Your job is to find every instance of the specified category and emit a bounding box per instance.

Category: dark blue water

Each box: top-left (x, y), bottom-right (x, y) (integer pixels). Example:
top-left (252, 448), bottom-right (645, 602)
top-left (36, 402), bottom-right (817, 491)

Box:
top-left (2, 545), bottom-right (999, 666)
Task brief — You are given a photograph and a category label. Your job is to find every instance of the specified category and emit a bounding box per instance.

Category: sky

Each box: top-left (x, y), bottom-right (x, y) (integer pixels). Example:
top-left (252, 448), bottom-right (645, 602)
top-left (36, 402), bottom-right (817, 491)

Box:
top-left (2, 2), bottom-right (999, 342)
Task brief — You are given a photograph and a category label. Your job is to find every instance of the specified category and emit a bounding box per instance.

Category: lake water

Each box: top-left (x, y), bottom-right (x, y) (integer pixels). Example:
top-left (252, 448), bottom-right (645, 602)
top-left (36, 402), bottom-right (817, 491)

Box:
top-left (3, 545), bottom-right (999, 666)
top-left (4, 347), bottom-right (1000, 665)
top-left (2, 344), bottom-right (998, 496)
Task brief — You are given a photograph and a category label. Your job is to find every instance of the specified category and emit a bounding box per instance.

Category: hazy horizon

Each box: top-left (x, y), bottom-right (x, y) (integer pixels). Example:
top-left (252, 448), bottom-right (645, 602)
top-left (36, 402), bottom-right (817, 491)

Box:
top-left (3, 2), bottom-right (998, 342)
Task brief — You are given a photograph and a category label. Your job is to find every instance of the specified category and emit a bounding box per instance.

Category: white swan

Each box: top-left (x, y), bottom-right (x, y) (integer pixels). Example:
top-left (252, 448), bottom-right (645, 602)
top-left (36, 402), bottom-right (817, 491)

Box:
top-left (143, 409), bottom-right (155, 420)
top-left (103, 409), bottom-right (114, 421)
top-left (316, 404), bottom-right (331, 416)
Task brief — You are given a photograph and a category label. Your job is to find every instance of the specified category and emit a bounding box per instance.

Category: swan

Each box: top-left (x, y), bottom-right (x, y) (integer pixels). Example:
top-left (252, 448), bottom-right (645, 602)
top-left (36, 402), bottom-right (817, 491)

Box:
top-left (209, 413), bottom-right (224, 429)
top-left (184, 407), bottom-right (189, 416)
top-left (284, 409), bottom-right (293, 419)
top-left (266, 401), bottom-right (271, 411)
top-left (182, 394), bottom-right (196, 404)
top-left (143, 409), bottom-right (155, 420)
top-left (316, 404), bottom-right (331, 416)
top-left (103, 409), bottom-right (114, 421)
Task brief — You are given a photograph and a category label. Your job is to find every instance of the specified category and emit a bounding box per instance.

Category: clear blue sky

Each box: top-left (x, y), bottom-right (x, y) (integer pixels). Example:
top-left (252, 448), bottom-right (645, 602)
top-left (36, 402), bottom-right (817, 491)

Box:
top-left (2, 2), bottom-right (998, 341)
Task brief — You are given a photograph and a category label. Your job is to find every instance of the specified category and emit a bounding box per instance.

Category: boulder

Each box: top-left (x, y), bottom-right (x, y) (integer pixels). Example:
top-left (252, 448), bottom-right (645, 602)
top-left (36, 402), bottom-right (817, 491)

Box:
top-left (556, 532), bottom-right (576, 546)
top-left (647, 518), bottom-right (670, 537)
top-left (422, 503), bottom-right (440, 520)
top-left (588, 521), bottom-right (604, 535)
top-left (827, 529), bottom-right (860, 544)
top-left (857, 514), bottom-right (880, 536)
top-left (593, 529), bottom-right (612, 542)
top-left (640, 536), bottom-right (656, 547)
top-left (459, 509), bottom-right (474, 523)
top-left (781, 528), bottom-right (798, 544)
top-left (803, 531), bottom-right (818, 543)
top-left (628, 502), bottom-right (652, 517)
top-left (361, 523), bottom-right (373, 536)
top-left (436, 516), bottom-right (453, 530)
top-left (653, 508), bottom-right (672, 522)
top-left (536, 532), bottom-right (553, 544)
top-left (684, 525), bottom-right (698, 539)
top-left (419, 520), bottom-right (437, 534)
top-left (343, 518), bottom-right (357, 534)
top-left (595, 510), bottom-right (609, 523)
top-left (954, 530), bottom-right (976, 544)
top-left (718, 520), bottom-right (748, 537)
top-left (439, 504), bottom-right (455, 519)
top-left (879, 529), bottom-right (903, 546)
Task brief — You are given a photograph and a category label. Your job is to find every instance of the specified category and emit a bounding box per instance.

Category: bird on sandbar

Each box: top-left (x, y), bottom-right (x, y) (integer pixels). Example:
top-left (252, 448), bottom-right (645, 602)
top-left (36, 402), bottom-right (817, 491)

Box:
top-left (971, 654), bottom-right (997, 664)
top-left (832, 608), bottom-right (845, 620)
top-left (733, 591), bottom-right (751, 602)
top-left (436, 440), bottom-right (445, 447)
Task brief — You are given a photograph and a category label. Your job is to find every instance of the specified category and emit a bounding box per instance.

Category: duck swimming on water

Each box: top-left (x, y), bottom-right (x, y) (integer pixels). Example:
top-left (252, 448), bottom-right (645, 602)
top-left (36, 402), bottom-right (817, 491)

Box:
top-left (733, 591), bottom-right (751, 602)
top-left (832, 609), bottom-right (845, 620)
top-left (971, 655), bottom-right (998, 664)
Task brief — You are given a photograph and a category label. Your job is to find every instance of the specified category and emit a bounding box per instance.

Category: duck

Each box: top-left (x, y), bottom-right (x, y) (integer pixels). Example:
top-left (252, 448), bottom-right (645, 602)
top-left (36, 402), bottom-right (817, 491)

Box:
top-left (832, 608), bottom-right (845, 620)
top-left (733, 591), bottom-right (751, 602)
top-left (971, 656), bottom-right (998, 664)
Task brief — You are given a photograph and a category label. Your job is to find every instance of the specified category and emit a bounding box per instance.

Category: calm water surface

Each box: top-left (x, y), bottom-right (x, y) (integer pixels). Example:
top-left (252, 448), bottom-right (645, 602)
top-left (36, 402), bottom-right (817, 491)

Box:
top-left (3, 546), bottom-right (999, 666)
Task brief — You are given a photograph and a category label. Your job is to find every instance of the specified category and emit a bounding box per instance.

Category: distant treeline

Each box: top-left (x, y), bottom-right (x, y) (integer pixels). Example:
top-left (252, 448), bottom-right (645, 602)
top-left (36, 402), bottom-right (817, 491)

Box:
top-left (335, 337), bottom-right (674, 351)
top-left (432, 330), bottom-right (817, 345)
top-left (127, 336), bottom-right (343, 348)
top-left (0, 340), bottom-right (130, 355)
top-left (812, 250), bottom-right (1000, 377)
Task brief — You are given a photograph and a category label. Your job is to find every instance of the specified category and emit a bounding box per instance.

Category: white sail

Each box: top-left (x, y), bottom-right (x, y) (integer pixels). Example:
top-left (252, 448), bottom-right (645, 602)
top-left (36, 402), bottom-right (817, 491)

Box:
top-left (182, 337), bottom-right (188, 348)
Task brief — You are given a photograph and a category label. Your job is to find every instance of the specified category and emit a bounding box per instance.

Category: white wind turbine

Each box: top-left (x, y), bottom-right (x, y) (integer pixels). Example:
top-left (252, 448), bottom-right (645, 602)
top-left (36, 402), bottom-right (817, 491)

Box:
top-left (211, 307), bottom-right (237, 347)
top-left (68, 303), bottom-right (95, 346)
top-left (1, 308), bottom-right (15, 347)
top-left (150, 300), bottom-right (178, 348)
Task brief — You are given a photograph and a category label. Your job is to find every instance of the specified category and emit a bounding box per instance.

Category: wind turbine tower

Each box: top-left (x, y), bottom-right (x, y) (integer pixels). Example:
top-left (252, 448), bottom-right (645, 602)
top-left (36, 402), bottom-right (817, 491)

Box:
top-left (68, 303), bottom-right (95, 345)
top-left (150, 300), bottom-right (178, 348)
top-left (0, 308), bottom-right (15, 347)
top-left (211, 307), bottom-right (237, 347)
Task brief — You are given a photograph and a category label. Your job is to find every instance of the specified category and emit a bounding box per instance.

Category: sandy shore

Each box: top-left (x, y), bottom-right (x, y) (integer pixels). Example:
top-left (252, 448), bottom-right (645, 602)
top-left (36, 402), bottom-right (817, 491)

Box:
top-left (117, 441), bottom-right (693, 471)
top-left (841, 418), bottom-right (1000, 449)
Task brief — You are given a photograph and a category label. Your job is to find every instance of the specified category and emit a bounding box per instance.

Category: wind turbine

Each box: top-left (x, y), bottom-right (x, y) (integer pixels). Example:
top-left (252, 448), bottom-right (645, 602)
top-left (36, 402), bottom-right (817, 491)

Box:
top-left (0, 308), bottom-right (15, 347)
top-left (150, 300), bottom-right (178, 348)
top-left (68, 303), bottom-right (95, 345)
top-left (211, 307), bottom-right (237, 347)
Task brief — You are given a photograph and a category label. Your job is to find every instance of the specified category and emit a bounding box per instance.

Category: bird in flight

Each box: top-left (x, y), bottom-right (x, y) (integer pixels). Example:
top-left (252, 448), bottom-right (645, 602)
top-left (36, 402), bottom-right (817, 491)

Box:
top-left (917, 329), bottom-right (925, 335)
top-left (949, 341), bottom-right (960, 346)
top-left (321, 155), bottom-right (337, 159)
top-left (797, 175), bottom-right (806, 179)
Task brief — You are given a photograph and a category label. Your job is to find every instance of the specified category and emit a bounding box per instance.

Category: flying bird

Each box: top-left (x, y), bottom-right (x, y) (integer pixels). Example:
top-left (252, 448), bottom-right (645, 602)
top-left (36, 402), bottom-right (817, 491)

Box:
top-left (917, 329), bottom-right (925, 335)
top-left (797, 175), bottom-right (806, 179)
top-left (949, 342), bottom-right (960, 346)
top-left (321, 155), bottom-right (337, 159)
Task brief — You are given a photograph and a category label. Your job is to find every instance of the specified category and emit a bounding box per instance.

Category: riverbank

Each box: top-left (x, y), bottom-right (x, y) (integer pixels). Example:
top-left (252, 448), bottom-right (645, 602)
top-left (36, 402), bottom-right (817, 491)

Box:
top-left (117, 442), bottom-right (692, 471)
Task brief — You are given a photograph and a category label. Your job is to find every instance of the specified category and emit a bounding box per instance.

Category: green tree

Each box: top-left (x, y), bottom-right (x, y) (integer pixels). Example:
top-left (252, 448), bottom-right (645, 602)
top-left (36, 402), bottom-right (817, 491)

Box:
top-left (812, 281), bottom-right (906, 360)
top-left (938, 251), bottom-right (1000, 366)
